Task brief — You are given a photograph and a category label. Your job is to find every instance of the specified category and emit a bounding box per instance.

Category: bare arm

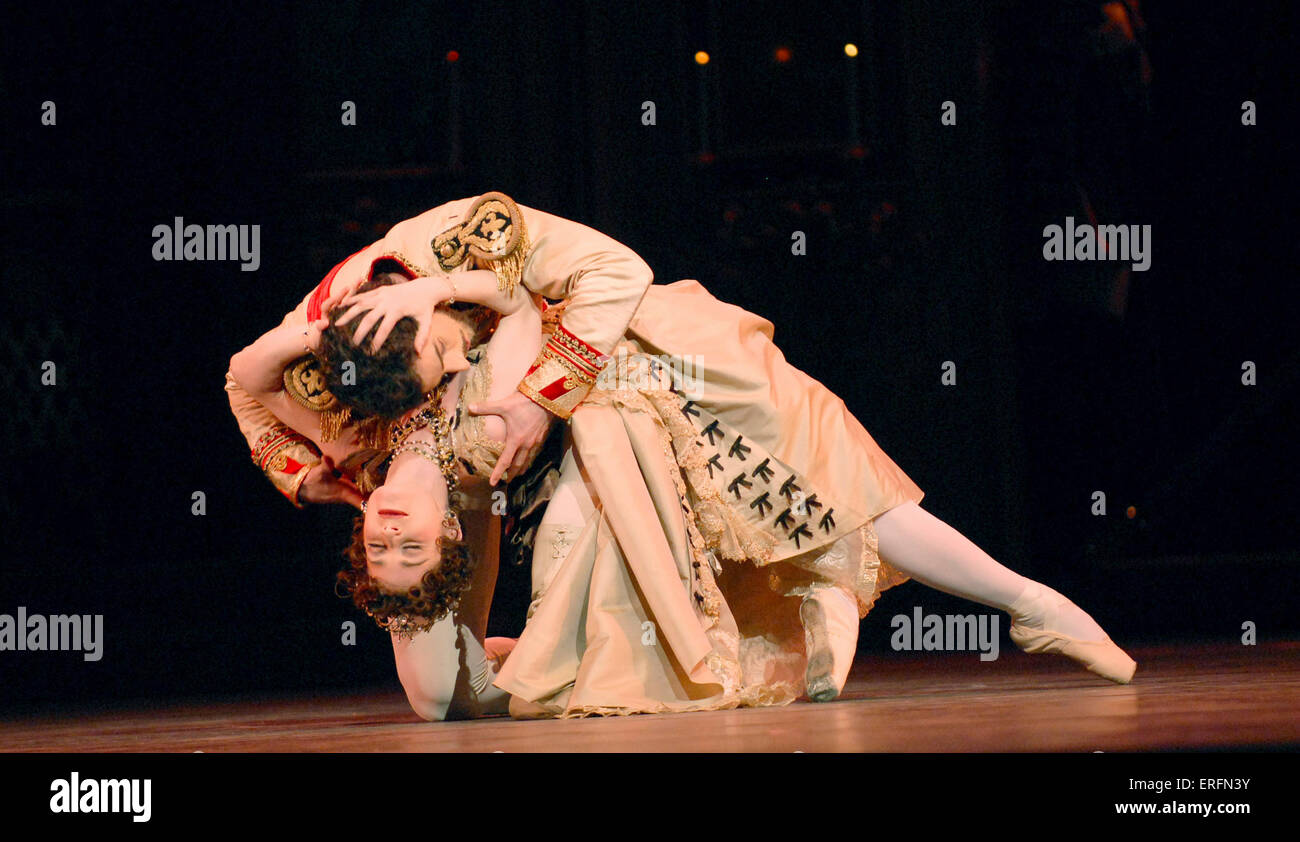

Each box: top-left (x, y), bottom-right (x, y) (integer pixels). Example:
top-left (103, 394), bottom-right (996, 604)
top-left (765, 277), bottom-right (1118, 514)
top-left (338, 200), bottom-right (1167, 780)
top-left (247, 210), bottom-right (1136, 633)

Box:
top-left (228, 319), bottom-right (358, 466)
top-left (225, 245), bottom-right (387, 506)
top-left (332, 268), bottom-right (528, 352)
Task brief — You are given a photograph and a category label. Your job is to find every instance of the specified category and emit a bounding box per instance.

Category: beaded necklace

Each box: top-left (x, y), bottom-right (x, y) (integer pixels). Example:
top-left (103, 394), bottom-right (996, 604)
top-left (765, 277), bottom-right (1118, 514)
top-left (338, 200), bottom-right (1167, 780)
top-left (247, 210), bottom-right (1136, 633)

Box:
top-left (386, 380), bottom-right (461, 536)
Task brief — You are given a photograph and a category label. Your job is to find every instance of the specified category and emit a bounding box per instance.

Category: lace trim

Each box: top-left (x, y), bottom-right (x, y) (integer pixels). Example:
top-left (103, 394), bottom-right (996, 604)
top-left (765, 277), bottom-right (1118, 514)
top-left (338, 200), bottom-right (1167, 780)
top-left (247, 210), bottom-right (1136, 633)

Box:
top-left (767, 517), bottom-right (911, 619)
top-left (555, 687), bottom-right (801, 719)
top-left (584, 348), bottom-right (777, 566)
top-left (646, 390), bottom-right (779, 567)
top-left (551, 660), bottom-right (802, 719)
top-left (590, 379), bottom-right (733, 615)
top-left (583, 377), bottom-right (726, 628)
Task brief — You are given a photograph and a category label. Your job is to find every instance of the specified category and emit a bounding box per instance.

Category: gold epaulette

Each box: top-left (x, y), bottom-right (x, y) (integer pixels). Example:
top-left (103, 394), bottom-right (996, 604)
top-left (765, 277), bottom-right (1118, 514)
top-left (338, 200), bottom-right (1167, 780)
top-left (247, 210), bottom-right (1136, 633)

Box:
top-left (431, 191), bottom-right (530, 294)
top-left (282, 354), bottom-right (351, 442)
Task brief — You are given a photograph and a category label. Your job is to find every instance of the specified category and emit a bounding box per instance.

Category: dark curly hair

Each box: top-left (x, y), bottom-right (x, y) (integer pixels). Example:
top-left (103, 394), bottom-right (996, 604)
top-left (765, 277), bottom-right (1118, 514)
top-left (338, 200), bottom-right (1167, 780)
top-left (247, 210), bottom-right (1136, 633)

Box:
top-left (318, 272), bottom-right (426, 421)
top-left (336, 513), bottom-right (477, 633)
top-left (317, 268), bottom-right (501, 422)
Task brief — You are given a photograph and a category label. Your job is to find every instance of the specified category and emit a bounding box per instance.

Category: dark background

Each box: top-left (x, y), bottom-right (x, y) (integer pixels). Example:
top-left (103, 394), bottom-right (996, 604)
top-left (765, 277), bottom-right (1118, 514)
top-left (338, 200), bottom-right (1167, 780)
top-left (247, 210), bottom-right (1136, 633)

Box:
top-left (1, 0), bottom-right (1295, 711)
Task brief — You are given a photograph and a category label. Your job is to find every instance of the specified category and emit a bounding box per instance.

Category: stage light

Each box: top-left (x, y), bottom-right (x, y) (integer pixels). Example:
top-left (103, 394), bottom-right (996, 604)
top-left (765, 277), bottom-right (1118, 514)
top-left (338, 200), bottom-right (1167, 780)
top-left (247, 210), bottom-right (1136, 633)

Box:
top-left (694, 51), bottom-right (710, 65)
top-left (774, 46), bottom-right (792, 63)
top-left (844, 43), bottom-right (859, 57)
top-left (1126, 506), bottom-right (1137, 519)
top-left (445, 50), bottom-right (459, 63)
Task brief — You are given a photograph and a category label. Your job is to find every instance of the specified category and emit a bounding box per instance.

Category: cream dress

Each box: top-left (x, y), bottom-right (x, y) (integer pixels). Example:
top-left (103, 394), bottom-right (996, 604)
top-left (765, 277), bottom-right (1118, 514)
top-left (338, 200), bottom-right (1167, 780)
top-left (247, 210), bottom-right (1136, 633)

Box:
top-left (469, 280), bottom-right (925, 717)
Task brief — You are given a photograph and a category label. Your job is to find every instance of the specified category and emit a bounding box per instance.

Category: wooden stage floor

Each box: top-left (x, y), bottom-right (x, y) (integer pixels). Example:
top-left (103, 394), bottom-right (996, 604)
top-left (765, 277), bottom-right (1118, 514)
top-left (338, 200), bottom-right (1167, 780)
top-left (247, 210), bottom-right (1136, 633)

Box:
top-left (3, 641), bottom-right (1297, 752)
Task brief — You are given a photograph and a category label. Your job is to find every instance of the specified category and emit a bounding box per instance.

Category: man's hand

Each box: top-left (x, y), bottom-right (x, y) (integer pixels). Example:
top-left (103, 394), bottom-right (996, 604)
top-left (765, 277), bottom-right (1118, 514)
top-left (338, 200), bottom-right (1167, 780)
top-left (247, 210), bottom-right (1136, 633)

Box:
top-left (334, 275), bottom-right (453, 353)
top-left (468, 391), bottom-right (553, 486)
top-left (297, 456), bottom-right (365, 508)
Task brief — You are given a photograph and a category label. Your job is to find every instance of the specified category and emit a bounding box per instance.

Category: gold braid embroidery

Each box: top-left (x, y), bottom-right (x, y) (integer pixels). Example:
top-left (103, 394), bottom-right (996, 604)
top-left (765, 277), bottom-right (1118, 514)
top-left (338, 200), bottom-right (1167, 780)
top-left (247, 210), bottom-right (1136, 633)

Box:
top-left (480, 221), bottom-right (529, 296)
top-left (432, 192), bottom-right (530, 295)
top-left (283, 355), bottom-right (341, 412)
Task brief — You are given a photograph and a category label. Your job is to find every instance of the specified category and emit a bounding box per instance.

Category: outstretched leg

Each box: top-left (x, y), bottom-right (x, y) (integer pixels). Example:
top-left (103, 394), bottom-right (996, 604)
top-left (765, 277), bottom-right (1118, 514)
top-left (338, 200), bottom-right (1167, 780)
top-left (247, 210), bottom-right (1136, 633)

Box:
top-left (872, 502), bottom-right (1135, 682)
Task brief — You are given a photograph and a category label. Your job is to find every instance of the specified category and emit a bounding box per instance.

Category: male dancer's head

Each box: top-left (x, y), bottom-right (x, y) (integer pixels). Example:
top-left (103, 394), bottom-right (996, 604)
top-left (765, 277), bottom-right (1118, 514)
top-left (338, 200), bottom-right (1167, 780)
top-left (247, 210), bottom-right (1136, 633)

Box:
top-left (316, 270), bottom-right (475, 421)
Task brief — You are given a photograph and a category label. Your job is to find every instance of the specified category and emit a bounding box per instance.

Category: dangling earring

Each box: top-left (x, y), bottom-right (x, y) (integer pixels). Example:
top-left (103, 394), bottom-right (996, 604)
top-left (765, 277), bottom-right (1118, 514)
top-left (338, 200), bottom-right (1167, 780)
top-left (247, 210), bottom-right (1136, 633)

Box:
top-left (441, 509), bottom-right (462, 542)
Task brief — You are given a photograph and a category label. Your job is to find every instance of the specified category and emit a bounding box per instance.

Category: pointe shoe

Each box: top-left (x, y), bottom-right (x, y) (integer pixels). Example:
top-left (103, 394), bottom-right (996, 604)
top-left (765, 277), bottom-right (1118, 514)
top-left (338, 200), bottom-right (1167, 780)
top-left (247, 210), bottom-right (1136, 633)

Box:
top-left (800, 586), bottom-right (860, 702)
top-left (1008, 583), bottom-right (1137, 684)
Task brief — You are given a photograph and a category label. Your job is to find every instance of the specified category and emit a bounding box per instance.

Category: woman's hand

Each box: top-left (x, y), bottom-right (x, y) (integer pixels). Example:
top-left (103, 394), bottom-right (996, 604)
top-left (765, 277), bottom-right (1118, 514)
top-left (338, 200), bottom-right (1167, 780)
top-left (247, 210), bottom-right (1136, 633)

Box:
top-left (297, 456), bottom-right (365, 508)
top-left (334, 275), bottom-right (454, 353)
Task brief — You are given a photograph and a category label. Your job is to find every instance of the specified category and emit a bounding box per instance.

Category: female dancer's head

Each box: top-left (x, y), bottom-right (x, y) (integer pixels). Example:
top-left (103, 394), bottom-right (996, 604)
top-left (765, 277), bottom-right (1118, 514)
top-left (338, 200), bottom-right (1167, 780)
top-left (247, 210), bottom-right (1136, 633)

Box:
top-left (337, 469), bottom-right (476, 635)
top-left (320, 267), bottom-right (496, 633)
top-left (316, 269), bottom-right (477, 420)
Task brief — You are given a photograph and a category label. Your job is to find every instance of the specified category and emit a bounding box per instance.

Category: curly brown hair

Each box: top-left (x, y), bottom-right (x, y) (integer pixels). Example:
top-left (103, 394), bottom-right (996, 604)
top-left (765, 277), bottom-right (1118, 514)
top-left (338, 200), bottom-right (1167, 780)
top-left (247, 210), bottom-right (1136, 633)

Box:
top-left (336, 513), bottom-right (477, 633)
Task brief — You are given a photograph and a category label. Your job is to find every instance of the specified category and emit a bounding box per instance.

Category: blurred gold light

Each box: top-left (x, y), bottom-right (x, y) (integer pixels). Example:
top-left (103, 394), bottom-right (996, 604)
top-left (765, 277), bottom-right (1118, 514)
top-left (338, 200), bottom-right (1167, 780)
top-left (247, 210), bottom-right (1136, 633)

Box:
top-left (844, 43), bottom-right (859, 57)
top-left (774, 46), bottom-right (792, 63)
top-left (694, 51), bottom-right (710, 65)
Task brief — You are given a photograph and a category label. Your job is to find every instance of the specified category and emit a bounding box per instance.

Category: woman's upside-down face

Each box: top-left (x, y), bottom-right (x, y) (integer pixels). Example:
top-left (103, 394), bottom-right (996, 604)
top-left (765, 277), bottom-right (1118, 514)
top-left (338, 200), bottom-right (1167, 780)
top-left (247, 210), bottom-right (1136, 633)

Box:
top-left (362, 483), bottom-right (444, 591)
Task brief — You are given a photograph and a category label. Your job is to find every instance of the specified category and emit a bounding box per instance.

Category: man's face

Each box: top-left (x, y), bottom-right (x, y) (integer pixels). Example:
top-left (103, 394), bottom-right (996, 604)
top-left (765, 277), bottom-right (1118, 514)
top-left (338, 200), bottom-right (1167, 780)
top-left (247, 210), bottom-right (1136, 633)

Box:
top-left (367, 272), bottom-right (472, 392)
top-left (413, 320), bottom-right (471, 392)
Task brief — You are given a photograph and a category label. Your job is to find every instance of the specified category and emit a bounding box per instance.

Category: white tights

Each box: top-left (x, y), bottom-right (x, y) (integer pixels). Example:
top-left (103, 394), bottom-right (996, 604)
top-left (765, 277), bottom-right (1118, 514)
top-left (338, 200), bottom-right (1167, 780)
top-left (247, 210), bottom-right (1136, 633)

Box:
top-left (872, 502), bottom-right (1107, 640)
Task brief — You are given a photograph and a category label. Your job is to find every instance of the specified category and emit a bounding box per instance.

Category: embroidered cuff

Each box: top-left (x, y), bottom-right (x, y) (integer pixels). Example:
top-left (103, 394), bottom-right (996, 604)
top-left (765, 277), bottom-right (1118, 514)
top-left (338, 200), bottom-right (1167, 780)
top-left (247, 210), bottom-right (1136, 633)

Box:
top-left (251, 425), bottom-right (322, 508)
top-left (518, 324), bottom-right (610, 420)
